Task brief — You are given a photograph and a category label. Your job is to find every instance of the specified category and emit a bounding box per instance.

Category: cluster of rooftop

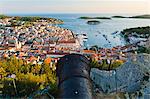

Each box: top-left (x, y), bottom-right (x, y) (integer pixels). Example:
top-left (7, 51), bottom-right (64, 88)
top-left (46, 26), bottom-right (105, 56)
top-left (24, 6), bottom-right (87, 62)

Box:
top-left (0, 16), bottom-right (84, 64)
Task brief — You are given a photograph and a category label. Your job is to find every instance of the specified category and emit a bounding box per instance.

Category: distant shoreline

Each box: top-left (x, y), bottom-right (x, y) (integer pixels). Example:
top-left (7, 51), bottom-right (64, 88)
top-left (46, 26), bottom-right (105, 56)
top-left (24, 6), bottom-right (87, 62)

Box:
top-left (79, 14), bottom-right (150, 20)
top-left (2, 13), bottom-right (150, 20)
top-left (112, 14), bottom-right (150, 19)
top-left (0, 14), bottom-right (64, 24)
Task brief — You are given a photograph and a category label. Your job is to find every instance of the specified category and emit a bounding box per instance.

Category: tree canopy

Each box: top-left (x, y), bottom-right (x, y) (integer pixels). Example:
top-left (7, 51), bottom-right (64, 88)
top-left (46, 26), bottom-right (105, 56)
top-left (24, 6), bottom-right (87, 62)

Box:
top-left (0, 56), bottom-right (57, 98)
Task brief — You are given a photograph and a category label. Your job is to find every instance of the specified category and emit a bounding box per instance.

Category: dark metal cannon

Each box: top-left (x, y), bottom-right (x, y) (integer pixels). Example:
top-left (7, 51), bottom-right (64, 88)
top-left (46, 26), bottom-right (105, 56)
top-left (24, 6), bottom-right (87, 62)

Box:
top-left (56, 54), bottom-right (93, 99)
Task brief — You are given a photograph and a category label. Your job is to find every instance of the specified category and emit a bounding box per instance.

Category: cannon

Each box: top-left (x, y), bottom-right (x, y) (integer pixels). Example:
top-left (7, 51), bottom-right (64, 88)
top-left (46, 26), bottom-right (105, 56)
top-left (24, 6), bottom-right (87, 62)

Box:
top-left (56, 54), bottom-right (93, 99)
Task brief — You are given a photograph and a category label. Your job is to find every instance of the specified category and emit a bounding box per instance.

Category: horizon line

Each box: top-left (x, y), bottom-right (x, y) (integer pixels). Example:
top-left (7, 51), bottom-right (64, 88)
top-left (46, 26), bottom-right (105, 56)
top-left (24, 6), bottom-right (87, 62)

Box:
top-left (1, 12), bottom-right (149, 15)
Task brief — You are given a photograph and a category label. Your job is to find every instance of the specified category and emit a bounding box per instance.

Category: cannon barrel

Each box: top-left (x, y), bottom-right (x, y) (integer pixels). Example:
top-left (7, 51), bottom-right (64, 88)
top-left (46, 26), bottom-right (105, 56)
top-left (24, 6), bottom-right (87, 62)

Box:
top-left (56, 54), bottom-right (93, 99)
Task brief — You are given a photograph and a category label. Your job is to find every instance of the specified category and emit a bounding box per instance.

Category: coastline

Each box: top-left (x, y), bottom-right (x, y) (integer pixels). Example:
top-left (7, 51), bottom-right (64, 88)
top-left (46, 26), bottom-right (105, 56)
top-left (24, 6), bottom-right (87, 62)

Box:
top-left (1, 14), bottom-right (150, 48)
top-left (120, 26), bottom-right (150, 53)
top-left (1, 14), bottom-right (150, 98)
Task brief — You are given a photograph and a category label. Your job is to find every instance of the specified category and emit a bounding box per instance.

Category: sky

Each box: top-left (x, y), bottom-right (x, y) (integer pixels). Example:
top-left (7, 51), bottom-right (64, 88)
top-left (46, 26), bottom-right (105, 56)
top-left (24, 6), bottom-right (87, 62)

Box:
top-left (0, 0), bottom-right (150, 14)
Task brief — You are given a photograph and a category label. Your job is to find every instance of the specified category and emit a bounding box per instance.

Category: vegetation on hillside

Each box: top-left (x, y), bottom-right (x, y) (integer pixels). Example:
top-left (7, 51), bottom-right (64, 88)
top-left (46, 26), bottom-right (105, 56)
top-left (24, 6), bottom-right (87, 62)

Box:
top-left (12, 16), bottom-right (63, 23)
top-left (0, 56), bottom-right (57, 98)
top-left (0, 15), bottom-right (64, 26)
top-left (13, 16), bottom-right (41, 22)
top-left (121, 26), bottom-right (150, 37)
top-left (137, 46), bottom-right (150, 54)
top-left (0, 14), bottom-right (10, 19)
top-left (121, 26), bottom-right (150, 41)
top-left (121, 26), bottom-right (150, 54)
top-left (90, 59), bottom-right (124, 70)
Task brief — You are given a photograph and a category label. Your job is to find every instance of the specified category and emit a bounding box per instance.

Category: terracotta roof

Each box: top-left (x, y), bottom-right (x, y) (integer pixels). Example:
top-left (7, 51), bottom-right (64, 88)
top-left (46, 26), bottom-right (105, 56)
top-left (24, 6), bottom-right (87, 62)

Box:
top-left (44, 57), bottom-right (51, 64)
top-left (83, 50), bottom-right (95, 53)
top-left (29, 56), bottom-right (37, 61)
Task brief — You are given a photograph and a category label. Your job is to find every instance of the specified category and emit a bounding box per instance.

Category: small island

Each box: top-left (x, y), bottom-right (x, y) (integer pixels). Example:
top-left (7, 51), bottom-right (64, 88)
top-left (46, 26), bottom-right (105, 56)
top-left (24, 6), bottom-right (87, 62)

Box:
top-left (112, 14), bottom-right (150, 19)
top-left (129, 14), bottom-right (150, 19)
top-left (112, 16), bottom-right (127, 18)
top-left (79, 16), bottom-right (111, 20)
top-left (87, 20), bottom-right (100, 25)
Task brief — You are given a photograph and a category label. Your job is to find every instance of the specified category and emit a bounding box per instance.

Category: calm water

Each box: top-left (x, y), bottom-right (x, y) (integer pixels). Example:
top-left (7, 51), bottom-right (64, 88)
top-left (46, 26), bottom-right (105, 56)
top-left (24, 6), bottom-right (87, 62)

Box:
top-left (8, 13), bottom-right (150, 48)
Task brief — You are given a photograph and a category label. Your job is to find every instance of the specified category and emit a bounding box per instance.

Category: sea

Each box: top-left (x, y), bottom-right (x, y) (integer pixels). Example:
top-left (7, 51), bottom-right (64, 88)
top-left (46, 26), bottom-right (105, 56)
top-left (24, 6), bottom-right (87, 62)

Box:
top-left (8, 13), bottom-right (150, 48)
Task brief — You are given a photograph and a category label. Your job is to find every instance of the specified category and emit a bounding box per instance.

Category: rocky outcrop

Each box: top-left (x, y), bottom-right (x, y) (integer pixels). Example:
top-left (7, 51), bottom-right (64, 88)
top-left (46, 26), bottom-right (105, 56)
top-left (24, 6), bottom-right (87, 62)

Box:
top-left (91, 54), bottom-right (150, 98)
